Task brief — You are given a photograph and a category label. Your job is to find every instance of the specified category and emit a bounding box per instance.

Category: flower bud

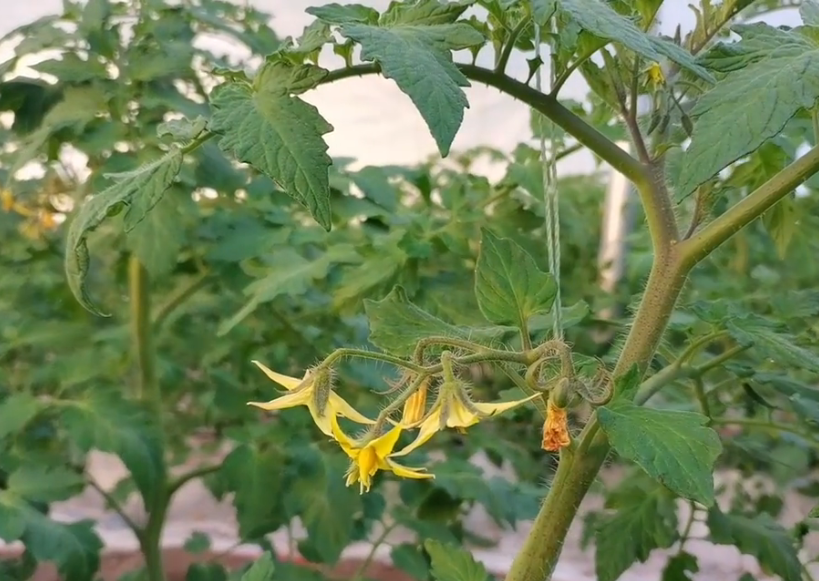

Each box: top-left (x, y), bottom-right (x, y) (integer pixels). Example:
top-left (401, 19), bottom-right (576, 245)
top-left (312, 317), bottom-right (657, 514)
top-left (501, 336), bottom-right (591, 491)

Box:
top-left (401, 377), bottom-right (430, 426)
top-left (309, 366), bottom-right (334, 418)
top-left (542, 391), bottom-right (571, 452)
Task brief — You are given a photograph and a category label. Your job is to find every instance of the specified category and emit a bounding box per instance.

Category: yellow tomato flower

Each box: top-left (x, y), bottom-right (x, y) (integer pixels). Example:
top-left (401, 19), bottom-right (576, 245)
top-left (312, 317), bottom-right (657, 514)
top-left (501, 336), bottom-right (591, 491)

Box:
top-left (331, 414), bottom-right (433, 493)
top-left (247, 360), bottom-right (374, 437)
top-left (393, 381), bottom-right (540, 457)
top-left (1, 190), bottom-right (14, 212)
top-left (647, 62), bottom-right (665, 85)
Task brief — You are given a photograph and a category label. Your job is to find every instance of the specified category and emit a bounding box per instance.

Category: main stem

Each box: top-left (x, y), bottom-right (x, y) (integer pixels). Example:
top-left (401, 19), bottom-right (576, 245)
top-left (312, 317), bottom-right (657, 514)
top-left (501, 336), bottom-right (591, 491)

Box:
top-left (128, 256), bottom-right (168, 581)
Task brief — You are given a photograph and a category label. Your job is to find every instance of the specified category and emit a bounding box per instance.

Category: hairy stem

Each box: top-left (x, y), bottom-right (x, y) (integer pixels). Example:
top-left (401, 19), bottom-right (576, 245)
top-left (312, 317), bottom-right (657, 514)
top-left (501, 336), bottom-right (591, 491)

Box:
top-left (129, 257), bottom-right (162, 419)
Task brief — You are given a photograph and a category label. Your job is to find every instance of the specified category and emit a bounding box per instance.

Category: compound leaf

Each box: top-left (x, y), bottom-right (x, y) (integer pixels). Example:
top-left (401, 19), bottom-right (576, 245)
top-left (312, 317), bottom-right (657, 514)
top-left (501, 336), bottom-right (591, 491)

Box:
top-left (558, 0), bottom-right (713, 83)
top-left (6, 466), bottom-right (85, 503)
top-left (597, 401), bottom-right (722, 506)
top-left (209, 60), bottom-right (334, 230)
top-left (474, 228), bottom-right (556, 330)
top-left (65, 147), bottom-right (183, 316)
top-left (707, 507), bottom-right (801, 581)
top-left (676, 23), bottom-right (819, 199)
top-left (322, 0), bottom-right (485, 156)
top-left (425, 539), bottom-right (492, 581)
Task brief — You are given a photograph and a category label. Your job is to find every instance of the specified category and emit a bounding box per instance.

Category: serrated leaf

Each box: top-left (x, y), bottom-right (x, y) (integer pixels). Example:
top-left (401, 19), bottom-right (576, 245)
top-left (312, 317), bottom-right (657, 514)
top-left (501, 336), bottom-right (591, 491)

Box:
top-left (209, 60), bottom-right (334, 230)
top-left (6, 466), bottom-right (85, 503)
top-left (61, 391), bottom-right (166, 512)
top-left (364, 285), bottom-right (510, 356)
top-left (474, 228), bottom-right (556, 330)
top-left (662, 552), bottom-right (699, 581)
top-left (676, 23), bottom-right (819, 199)
top-left (558, 0), bottom-right (713, 83)
top-left (65, 148), bottom-right (183, 316)
top-left (391, 544), bottom-right (430, 580)
top-left (425, 539), bottom-right (491, 581)
top-left (331, 0), bottom-right (485, 156)
top-left (32, 54), bottom-right (109, 82)
top-left (727, 320), bottom-right (819, 373)
top-left (306, 3), bottom-right (380, 25)
top-left (220, 444), bottom-right (287, 539)
top-left (240, 553), bottom-right (275, 581)
top-left (597, 401), bottom-right (722, 505)
top-left (0, 393), bottom-right (41, 439)
top-left (707, 507), bottom-right (801, 581)
top-left (594, 479), bottom-right (678, 581)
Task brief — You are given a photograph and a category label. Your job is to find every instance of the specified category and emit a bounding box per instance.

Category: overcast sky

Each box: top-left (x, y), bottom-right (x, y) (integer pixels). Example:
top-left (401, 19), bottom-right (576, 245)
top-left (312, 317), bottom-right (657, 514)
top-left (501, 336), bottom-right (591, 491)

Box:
top-left (0, 1), bottom-right (802, 178)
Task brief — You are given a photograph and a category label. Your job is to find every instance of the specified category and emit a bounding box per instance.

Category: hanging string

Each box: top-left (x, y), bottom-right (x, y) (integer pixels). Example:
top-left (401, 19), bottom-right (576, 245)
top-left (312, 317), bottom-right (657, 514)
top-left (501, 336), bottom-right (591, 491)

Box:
top-left (533, 19), bottom-right (563, 339)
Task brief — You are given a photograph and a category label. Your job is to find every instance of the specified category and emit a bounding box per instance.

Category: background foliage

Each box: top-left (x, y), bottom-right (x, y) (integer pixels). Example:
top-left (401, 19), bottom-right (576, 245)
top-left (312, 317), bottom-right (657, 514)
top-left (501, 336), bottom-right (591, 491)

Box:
top-left (1, 1), bottom-right (819, 581)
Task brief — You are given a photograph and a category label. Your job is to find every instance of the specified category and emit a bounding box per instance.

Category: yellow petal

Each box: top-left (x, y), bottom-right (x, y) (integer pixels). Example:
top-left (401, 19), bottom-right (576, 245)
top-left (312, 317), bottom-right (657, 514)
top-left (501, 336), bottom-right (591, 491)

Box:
top-left (247, 388), bottom-right (312, 411)
top-left (386, 459), bottom-right (434, 480)
top-left (306, 401), bottom-right (335, 438)
top-left (330, 414), bottom-right (359, 458)
top-left (371, 425), bottom-right (403, 459)
top-left (252, 360), bottom-right (308, 391)
top-left (328, 392), bottom-right (376, 425)
top-left (446, 400), bottom-right (480, 429)
top-left (471, 392), bottom-right (541, 418)
top-left (391, 407), bottom-right (442, 458)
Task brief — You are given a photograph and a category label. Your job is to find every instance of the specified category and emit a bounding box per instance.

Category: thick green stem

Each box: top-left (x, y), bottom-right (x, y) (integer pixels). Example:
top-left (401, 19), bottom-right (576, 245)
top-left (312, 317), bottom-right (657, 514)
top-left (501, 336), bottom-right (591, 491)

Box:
top-left (141, 498), bottom-right (169, 581)
top-left (129, 257), bottom-right (162, 416)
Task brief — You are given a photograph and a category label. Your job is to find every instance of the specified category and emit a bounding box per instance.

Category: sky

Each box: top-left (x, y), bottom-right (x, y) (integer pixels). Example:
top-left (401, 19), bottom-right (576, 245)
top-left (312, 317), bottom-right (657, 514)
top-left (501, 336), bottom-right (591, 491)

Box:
top-left (0, 1), bottom-right (803, 178)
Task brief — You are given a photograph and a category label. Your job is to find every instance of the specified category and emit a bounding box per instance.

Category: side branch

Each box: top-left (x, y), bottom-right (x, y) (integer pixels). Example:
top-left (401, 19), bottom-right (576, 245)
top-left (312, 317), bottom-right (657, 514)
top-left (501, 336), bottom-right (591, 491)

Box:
top-left (679, 144), bottom-right (819, 269)
top-left (320, 64), bottom-right (649, 189)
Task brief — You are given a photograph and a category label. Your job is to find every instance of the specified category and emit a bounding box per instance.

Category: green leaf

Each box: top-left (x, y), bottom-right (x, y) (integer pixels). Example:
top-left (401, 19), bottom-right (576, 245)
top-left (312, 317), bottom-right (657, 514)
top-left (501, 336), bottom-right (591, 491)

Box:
top-left (209, 60), bottom-right (334, 230)
top-left (611, 364), bottom-right (641, 402)
top-left (707, 507), bottom-right (801, 581)
top-left (158, 116), bottom-right (207, 141)
top-left (0, 393), bottom-right (41, 440)
top-left (474, 228), bottom-right (556, 329)
top-left (22, 511), bottom-right (103, 581)
top-left (306, 3), bottom-right (380, 25)
top-left (662, 552), bottom-right (699, 581)
top-left (329, 0), bottom-right (485, 156)
top-left (32, 54), bottom-right (109, 82)
top-left (288, 452), bottom-right (360, 564)
top-left (558, 0), bottom-right (713, 83)
top-left (125, 193), bottom-right (185, 279)
top-left (802, 0), bottom-right (819, 27)
top-left (594, 477), bottom-right (678, 581)
top-left (364, 285), bottom-right (509, 356)
top-left (676, 23), bottom-right (819, 199)
top-left (183, 531), bottom-right (211, 555)
top-left (597, 401), bottom-right (722, 506)
top-left (218, 245), bottom-right (359, 336)
top-left (65, 148), bottom-right (184, 316)
top-left (240, 553), bottom-right (275, 581)
top-left (391, 544), bottom-right (430, 580)
top-left (727, 320), bottom-right (819, 373)
top-left (5, 466), bottom-right (85, 503)
top-left (762, 196), bottom-right (798, 259)
top-left (220, 444), bottom-right (287, 539)
top-left (186, 563), bottom-right (228, 581)
top-left (532, 0), bottom-right (558, 26)
top-left (61, 391), bottom-right (166, 512)
top-left (425, 539), bottom-right (491, 581)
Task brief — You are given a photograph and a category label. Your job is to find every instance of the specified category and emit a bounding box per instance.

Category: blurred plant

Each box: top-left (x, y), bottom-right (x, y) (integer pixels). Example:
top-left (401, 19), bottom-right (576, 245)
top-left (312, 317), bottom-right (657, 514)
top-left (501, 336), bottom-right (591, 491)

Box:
top-left (2, 1), bottom-right (819, 581)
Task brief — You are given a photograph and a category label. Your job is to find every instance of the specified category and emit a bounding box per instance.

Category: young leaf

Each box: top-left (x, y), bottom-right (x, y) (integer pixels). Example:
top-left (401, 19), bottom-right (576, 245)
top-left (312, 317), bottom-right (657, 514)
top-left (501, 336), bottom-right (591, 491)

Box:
top-left (364, 285), bottom-right (509, 356)
top-left (707, 507), bottom-right (801, 581)
top-left (727, 320), bottom-right (819, 373)
top-left (240, 553), bottom-right (276, 581)
top-left (64, 148), bottom-right (184, 316)
top-left (60, 391), bottom-right (166, 512)
top-left (676, 23), bottom-right (819, 199)
top-left (425, 539), bottom-right (492, 581)
top-left (209, 60), bottom-right (334, 230)
top-left (474, 228), bottom-right (557, 330)
top-left (596, 401), bottom-right (722, 506)
top-left (594, 480), bottom-right (678, 581)
top-left (558, 0), bottom-right (713, 83)
top-left (318, 0), bottom-right (485, 156)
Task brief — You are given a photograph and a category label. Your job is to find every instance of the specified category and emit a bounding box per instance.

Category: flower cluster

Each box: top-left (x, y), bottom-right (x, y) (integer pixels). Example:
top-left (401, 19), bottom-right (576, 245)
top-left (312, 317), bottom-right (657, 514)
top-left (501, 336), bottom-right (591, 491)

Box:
top-left (247, 355), bottom-right (538, 494)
